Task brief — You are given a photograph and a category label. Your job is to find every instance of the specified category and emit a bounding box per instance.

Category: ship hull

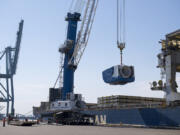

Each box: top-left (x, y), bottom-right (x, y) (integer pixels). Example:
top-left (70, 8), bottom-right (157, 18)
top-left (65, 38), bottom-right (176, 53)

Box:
top-left (82, 107), bottom-right (180, 127)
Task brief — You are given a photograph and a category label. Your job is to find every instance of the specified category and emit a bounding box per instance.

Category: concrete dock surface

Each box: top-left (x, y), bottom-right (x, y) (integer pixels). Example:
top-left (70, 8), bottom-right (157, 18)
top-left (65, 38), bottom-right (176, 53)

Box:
top-left (0, 122), bottom-right (180, 135)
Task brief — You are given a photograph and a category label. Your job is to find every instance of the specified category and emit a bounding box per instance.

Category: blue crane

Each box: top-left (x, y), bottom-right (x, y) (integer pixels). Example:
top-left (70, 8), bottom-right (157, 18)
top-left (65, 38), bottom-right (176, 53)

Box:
top-left (60, 12), bottom-right (81, 100)
top-left (49, 1), bottom-right (98, 124)
top-left (53, 0), bottom-right (98, 103)
top-left (0, 20), bottom-right (24, 116)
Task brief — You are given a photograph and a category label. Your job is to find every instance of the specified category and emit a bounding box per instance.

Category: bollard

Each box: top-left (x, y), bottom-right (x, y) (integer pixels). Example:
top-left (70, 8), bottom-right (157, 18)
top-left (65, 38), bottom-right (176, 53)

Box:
top-left (3, 118), bottom-right (6, 127)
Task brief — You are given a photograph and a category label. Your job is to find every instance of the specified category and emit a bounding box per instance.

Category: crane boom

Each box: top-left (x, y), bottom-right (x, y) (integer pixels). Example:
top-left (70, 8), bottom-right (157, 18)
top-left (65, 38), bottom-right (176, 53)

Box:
top-left (12, 20), bottom-right (24, 74)
top-left (68, 0), bottom-right (98, 67)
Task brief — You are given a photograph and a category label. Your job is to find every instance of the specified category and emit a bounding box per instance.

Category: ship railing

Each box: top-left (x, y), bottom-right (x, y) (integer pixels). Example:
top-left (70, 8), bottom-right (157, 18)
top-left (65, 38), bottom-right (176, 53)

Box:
top-left (86, 102), bottom-right (165, 111)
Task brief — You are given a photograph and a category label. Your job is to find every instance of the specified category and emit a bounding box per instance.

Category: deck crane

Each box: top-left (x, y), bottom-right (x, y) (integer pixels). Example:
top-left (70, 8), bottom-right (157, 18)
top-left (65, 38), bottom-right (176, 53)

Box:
top-left (50, 0), bottom-right (98, 124)
top-left (102, 0), bottom-right (135, 85)
top-left (151, 29), bottom-right (180, 104)
top-left (0, 20), bottom-right (24, 116)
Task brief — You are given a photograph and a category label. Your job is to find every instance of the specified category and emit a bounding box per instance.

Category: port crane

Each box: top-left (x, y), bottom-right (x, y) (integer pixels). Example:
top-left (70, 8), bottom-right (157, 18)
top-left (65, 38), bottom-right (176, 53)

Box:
top-left (52, 0), bottom-right (98, 105)
top-left (0, 20), bottom-right (24, 116)
top-left (49, 0), bottom-right (99, 124)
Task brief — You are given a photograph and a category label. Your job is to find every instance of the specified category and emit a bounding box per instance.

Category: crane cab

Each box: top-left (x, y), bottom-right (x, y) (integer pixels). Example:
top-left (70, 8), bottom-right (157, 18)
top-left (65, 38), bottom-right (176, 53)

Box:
top-left (102, 65), bottom-right (135, 85)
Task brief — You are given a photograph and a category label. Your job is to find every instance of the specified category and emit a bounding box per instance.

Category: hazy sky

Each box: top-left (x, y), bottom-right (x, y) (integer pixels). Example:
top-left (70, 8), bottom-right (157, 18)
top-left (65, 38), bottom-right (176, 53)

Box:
top-left (0, 0), bottom-right (180, 114)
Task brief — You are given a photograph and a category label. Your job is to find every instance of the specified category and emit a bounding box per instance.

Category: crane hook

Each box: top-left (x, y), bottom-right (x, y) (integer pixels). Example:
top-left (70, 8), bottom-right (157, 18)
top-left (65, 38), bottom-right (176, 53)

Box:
top-left (117, 0), bottom-right (126, 65)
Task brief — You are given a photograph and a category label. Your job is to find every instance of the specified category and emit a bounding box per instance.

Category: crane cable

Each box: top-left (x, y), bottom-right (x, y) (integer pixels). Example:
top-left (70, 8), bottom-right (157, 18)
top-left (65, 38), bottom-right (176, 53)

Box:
top-left (117, 0), bottom-right (126, 65)
top-left (69, 0), bottom-right (85, 14)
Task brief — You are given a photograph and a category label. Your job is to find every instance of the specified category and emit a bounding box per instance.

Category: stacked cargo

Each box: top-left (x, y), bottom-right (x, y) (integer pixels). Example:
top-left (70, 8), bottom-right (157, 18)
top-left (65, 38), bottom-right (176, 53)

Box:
top-left (97, 95), bottom-right (166, 109)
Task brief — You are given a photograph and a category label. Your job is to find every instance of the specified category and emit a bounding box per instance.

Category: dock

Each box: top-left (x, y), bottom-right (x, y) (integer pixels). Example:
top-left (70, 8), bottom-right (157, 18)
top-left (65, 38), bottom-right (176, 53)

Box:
top-left (0, 121), bottom-right (180, 135)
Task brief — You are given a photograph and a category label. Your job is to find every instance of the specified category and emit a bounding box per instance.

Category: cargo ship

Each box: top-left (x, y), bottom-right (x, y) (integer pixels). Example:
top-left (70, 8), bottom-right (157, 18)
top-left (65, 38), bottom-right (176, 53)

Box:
top-left (33, 94), bottom-right (180, 127)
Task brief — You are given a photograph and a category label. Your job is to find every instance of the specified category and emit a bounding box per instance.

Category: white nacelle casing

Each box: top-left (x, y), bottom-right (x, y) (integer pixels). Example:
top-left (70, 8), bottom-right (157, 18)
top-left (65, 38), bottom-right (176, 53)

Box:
top-left (50, 100), bottom-right (76, 111)
top-left (112, 65), bottom-right (134, 78)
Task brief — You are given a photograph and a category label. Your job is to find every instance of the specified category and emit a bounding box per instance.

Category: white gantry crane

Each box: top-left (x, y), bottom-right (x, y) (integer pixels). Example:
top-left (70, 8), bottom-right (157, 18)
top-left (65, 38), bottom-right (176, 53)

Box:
top-left (151, 30), bottom-right (180, 104)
